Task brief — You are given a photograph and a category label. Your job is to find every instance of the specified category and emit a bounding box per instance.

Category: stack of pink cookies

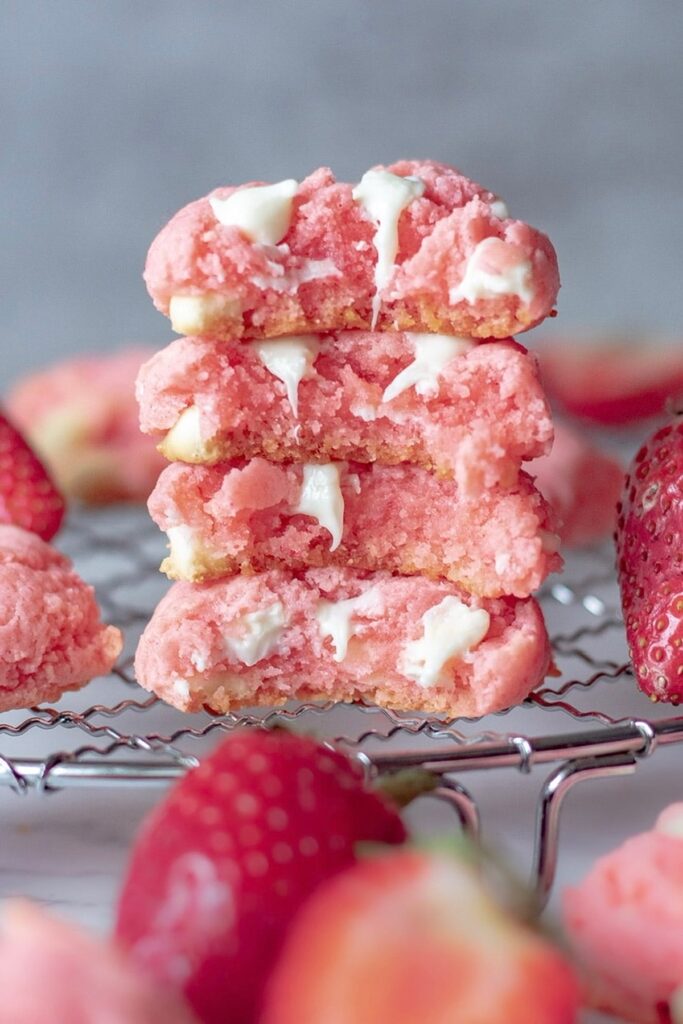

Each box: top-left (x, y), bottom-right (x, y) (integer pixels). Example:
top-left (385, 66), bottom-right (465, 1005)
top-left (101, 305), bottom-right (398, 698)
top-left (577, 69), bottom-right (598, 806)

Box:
top-left (135, 160), bottom-right (562, 720)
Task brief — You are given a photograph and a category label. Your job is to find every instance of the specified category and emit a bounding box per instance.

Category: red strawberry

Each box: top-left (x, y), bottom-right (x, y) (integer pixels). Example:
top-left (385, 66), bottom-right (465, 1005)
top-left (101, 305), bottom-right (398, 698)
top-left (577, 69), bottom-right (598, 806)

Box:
top-left (260, 848), bottom-right (580, 1024)
top-left (115, 729), bottom-right (406, 1024)
top-left (616, 415), bottom-right (683, 701)
top-left (0, 412), bottom-right (65, 540)
top-left (538, 338), bottom-right (683, 426)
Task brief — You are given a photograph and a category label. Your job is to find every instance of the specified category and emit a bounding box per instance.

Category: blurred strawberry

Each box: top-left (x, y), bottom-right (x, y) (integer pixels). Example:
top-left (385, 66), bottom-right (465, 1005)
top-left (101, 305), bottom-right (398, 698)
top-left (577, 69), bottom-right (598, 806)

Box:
top-left (115, 729), bottom-right (407, 1024)
top-left (538, 338), bottom-right (683, 426)
top-left (260, 848), bottom-right (580, 1024)
top-left (0, 411), bottom-right (65, 540)
top-left (616, 415), bottom-right (683, 701)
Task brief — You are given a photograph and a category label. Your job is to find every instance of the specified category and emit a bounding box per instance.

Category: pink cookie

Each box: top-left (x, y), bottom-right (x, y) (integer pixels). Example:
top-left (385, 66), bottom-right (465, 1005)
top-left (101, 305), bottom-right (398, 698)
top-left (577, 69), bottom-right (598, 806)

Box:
top-left (134, 567), bottom-right (551, 718)
top-left (149, 459), bottom-right (561, 599)
top-left (137, 332), bottom-right (553, 496)
top-left (563, 804), bottom-right (683, 1024)
top-left (8, 348), bottom-right (166, 504)
top-left (530, 422), bottom-right (623, 547)
top-left (0, 525), bottom-right (122, 710)
top-left (0, 901), bottom-right (197, 1023)
top-left (144, 160), bottom-right (559, 341)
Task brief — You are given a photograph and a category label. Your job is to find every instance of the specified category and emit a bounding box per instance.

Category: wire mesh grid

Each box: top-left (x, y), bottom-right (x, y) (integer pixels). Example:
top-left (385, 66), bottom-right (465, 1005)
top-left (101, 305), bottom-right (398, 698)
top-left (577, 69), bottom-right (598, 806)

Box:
top-left (2, 503), bottom-right (682, 900)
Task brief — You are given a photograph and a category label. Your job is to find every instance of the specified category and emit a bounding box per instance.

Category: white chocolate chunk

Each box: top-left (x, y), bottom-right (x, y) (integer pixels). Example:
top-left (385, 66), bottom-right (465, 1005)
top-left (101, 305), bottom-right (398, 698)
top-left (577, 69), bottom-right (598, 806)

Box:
top-left (489, 198), bottom-right (509, 219)
top-left (400, 596), bottom-right (490, 688)
top-left (295, 464), bottom-right (345, 551)
top-left (451, 237), bottom-right (534, 306)
top-left (251, 258), bottom-right (341, 293)
top-left (316, 586), bottom-right (382, 662)
top-left (169, 294), bottom-right (242, 335)
top-left (252, 335), bottom-right (319, 418)
top-left (160, 406), bottom-right (216, 463)
top-left (210, 179), bottom-right (299, 245)
top-left (167, 525), bottom-right (204, 579)
top-left (224, 602), bottom-right (287, 667)
top-left (172, 679), bottom-right (191, 702)
top-left (382, 334), bottom-right (472, 403)
top-left (352, 169), bottom-right (425, 328)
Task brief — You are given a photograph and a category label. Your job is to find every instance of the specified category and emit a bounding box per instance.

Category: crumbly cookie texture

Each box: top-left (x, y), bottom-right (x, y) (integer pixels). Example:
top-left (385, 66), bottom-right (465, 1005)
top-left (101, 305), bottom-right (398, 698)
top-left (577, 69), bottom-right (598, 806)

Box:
top-left (149, 459), bottom-right (561, 599)
top-left (134, 567), bottom-right (551, 719)
top-left (136, 332), bottom-right (552, 496)
top-left (144, 160), bottom-right (559, 341)
top-left (564, 804), bottom-right (683, 1024)
top-left (0, 524), bottom-right (122, 709)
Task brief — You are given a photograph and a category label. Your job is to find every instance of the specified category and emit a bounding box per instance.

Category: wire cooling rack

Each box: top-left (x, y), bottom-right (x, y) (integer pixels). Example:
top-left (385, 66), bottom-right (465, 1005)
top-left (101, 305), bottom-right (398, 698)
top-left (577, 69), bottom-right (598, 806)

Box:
top-left (2, 502), bottom-right (682, 904)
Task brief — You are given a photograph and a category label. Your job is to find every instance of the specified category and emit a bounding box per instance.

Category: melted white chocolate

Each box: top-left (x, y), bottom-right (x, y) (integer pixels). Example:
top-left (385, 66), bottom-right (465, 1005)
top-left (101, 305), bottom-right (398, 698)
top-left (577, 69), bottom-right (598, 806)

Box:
top-left (451, 237), bottom-right (534, 306)
top-left (251, 257), bottom-right (340, 293)
top-left (352, 169), bottom-right (425, 328)
top-left (400, 596), bottom-right (490, 687)
top-left (295, 464), bottom-right (344, 551)
top-left (223, 602), bottom-right (287, 666)
top-left (253, 335), bottom-right (319, 417)
top-left (316, 586), bottom-right (382, 662)
top-left (210, 179), bottom-right (299, 246)
top-left (382, 333), bottom-right (472, 403)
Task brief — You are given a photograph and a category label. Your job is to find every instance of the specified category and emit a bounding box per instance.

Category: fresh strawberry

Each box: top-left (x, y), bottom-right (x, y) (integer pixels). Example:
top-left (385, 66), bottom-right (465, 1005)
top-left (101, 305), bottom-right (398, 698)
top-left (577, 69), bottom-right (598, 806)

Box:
top-left (0, 412), bottom-right (65, 540)
top-left (115, 729), bottom-right (406, 1024)
top-left (537, 338), bottom-right (683, 426)
top-left (616, 415), bottom-right (683, 701)
top-left (260, 848), bottom-right (580, 1024)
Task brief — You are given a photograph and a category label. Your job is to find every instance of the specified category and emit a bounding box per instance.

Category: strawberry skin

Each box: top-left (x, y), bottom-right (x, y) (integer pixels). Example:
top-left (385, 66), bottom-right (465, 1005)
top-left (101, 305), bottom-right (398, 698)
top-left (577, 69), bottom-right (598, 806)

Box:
top-left (616, 416), bottom-right (683, 701)
top-left (260, 849), bottom-right (580, 1024)
top-left (115, 730), bottom-right (405, 1024)
top-left (0, 412), bottom-right (65, 540)
top-left (539, 340), bottom-right (683, 426)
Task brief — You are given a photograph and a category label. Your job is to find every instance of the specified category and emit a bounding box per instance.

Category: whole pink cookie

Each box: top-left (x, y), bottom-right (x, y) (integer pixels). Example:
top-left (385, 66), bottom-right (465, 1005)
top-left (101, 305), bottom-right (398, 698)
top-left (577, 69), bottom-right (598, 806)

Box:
top-left (8, 347), bottom-right (166, 504)
top-left (149, 459), bottom-right (562, 599)
top-left (135, 567), bottom-right (551, 719)
top-left (137, 332), bottom-right (553, 496)
top-left (530, 422), bottom-right (623, 546)
top-left (0, 901), bottom-right (197, 1023)
top-left (0, 525), bottom-right (122, 710)
top-left (145, 160), bottom-right (559, 341)
top-left (563, 804), bottom-right (683, 1023)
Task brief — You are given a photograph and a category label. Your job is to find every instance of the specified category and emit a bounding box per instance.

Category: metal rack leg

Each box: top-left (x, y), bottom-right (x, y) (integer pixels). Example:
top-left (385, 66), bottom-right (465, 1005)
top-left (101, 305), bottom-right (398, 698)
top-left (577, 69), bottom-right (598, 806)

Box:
top-left (532, 752), bottom-right (637, 911)
top-left (432, 779), bottom-right (480, 838)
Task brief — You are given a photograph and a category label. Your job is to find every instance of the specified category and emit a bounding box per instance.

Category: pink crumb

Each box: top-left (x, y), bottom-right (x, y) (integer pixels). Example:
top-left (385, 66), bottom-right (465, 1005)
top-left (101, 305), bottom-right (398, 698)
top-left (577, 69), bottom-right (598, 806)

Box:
top-left (134, 567), bottom-right (551, 719)
top-left (149, 459), bottom-right (562, 599)
top-left (136, 332), bottom-right (553, 496)
top-left (144, 160), bottom-right (559, 340)
top-left (0, 524), bottom-right (122, 710)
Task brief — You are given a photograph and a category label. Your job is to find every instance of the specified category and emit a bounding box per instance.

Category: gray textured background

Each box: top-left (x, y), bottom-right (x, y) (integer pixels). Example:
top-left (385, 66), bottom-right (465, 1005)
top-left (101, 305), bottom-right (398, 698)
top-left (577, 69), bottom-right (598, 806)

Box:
top-left (2, 0), bottom-right (681, 384)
